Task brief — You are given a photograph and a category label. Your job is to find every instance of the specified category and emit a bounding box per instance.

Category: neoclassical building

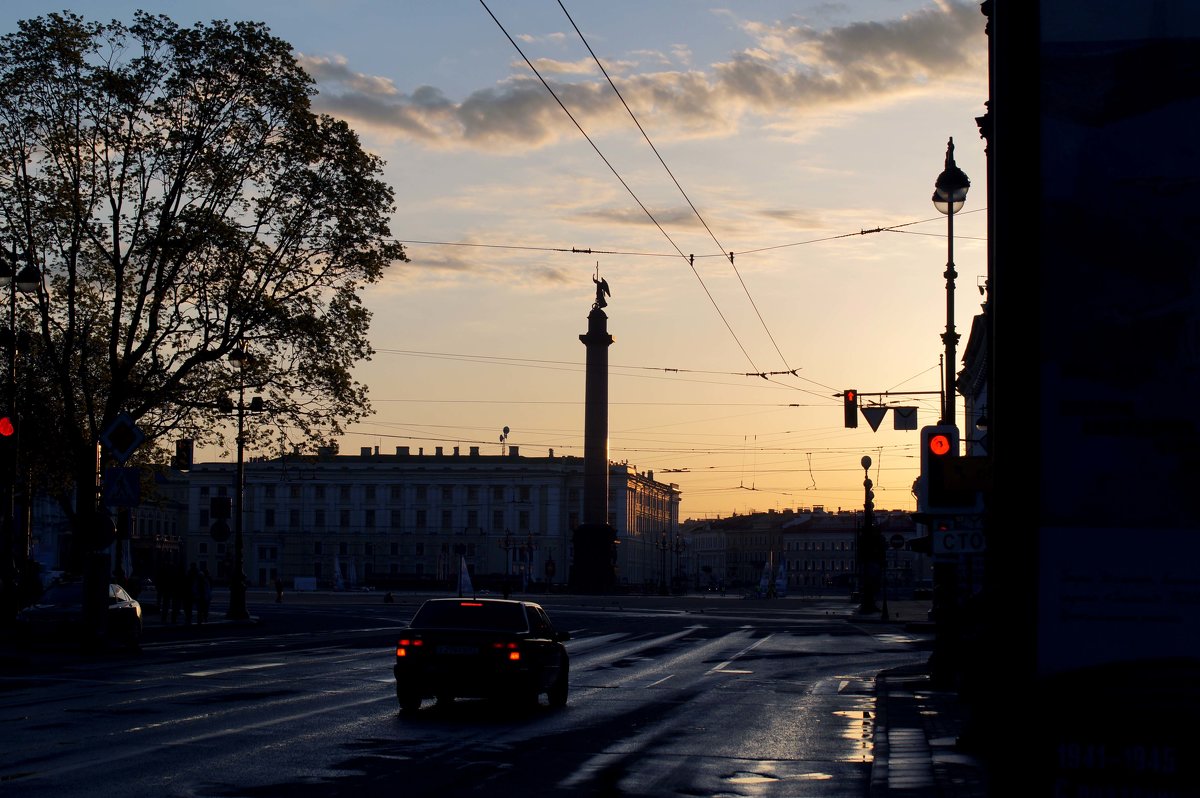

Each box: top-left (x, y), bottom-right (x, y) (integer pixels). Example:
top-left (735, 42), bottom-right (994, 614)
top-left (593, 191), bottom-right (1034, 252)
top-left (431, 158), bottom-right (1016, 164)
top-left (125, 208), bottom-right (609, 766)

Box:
top-left (182, 445), bottom-right (680, 592)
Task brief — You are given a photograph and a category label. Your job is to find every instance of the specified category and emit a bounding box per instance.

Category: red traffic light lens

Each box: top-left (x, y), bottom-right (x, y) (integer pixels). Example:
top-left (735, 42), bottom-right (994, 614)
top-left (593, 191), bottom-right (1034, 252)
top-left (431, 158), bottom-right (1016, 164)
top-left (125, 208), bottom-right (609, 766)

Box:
top-left (928, 433), bottom-right (951, 456)
top-left (0, 417), bottom-right (13, 437)
top-left (845, 390), bottom-right (856, 402)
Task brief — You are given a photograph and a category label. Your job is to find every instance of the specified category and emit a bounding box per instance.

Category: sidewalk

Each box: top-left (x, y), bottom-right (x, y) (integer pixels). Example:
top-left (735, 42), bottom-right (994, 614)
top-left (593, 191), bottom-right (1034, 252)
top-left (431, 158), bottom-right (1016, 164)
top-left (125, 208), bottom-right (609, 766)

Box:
top-left (854, 601), bottom-right (990, 798)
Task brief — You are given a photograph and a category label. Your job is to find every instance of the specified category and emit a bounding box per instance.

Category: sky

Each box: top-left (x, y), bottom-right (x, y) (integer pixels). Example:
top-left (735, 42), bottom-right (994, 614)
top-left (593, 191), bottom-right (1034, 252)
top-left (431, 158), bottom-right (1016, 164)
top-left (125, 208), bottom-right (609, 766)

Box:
top-left (7, 1), bottom-right (990, 521)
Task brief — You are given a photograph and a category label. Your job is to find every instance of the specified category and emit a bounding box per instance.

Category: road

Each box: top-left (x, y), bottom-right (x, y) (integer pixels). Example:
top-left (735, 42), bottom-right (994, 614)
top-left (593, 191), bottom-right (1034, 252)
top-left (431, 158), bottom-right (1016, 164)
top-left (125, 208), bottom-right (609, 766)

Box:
top-left (0, 591), bottom-right (932, 797)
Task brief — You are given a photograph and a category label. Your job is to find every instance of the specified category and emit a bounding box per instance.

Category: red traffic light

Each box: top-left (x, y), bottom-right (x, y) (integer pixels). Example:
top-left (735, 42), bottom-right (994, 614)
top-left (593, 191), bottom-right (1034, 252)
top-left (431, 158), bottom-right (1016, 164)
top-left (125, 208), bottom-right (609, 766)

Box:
top-left (0, 416), bottom-right (13, 437)
top-left (927, 433), bottom-right (952, 456)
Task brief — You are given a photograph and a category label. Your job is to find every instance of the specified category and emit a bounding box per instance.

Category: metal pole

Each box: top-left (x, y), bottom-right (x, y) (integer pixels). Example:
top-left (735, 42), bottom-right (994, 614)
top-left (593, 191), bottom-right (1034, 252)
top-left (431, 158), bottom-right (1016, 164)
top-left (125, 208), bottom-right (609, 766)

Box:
top-left (943, 199), bottom-right (957, 426)
top-left (227, 371), bottom-right (249, 620)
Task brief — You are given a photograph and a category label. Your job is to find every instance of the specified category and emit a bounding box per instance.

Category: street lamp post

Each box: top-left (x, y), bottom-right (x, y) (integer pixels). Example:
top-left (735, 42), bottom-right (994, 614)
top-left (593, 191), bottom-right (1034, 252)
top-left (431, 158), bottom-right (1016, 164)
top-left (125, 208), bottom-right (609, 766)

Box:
top-left (858, 455), bottom-right (878, 614)
top-left (933, 138), bottom-right (970, 427)
top-left (0, 246), bottom-right (39, 613)
top-left (672, 534), bottom-right (684, 594)
top-left (500, 529), bottom-right (514, 598)
top-left (225, 345), bottom-right (253, 620)
top-left (657, 531), bottom-right (669, 595)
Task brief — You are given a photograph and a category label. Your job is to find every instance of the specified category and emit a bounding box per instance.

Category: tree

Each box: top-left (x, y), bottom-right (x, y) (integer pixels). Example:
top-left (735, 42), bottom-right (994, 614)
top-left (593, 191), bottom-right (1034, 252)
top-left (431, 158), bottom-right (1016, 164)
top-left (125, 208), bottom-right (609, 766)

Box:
top-left (0, 12), bottom-right (406, 564)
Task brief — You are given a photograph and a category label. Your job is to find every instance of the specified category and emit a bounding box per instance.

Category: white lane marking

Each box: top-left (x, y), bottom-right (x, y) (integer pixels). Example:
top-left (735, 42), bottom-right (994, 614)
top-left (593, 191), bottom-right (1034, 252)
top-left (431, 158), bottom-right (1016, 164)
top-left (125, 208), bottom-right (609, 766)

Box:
top-left (184, 662), bottom-right (286, 677)
top-left (707, 633), bottom-right (772, 674)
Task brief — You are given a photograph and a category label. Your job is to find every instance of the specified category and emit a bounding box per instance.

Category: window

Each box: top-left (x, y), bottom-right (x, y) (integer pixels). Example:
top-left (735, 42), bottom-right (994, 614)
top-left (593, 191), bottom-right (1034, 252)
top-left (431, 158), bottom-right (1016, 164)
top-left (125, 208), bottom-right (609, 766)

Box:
top-left (391, 509), bottom-right (403, 529)
top-left (264, 484), bottom-right (276, 499)
top-left (365, 485), bottom-right (376, 501)
top-left (519, 486), bottom-right (530, 502)
top-left (415, 510), bottom-right (426, 529)
top-left (365, 509), bottom-right (375, 528)
top-left (264, 508), bottom-right (275, 528)
top-left (289, 509), bottom-right (300, 528)
top-left (492, 509), bottom-right (504, 530)
top-left (441, 485), bottom-right (453, 502)
top-left (340, 485), bottom-right (351, 501)
top-left (467, 486), bottom-right (478, 501)
top-left (289, 484), bottom-right (301, 499)
top-left (200, 509), bottom-right (210, 526)
top-left (339, 508), bottom-right (350, 528)
top-left (416, 485), bottom-right (427, 501)
top-left (314, 509), bottom-right (325, 528)
top-left (313, 562), bottom-right (322, 579)
top-left (441, 509), bottom-right (452, 531)
top-left (518, 510), bottom-right (530, 531)
top-left (415, 542), bottom-right (424, 556)
top-left (339, 542), bottom-right (348, 555)
top-left (200, 486), bottom-right (210, 497)
top-left (492, 485), bottom-right (504, 501)
top-left (390, 484), bottom-right (403, 500)
top-left (467, 509), bottom-right (478, 529)
top-left (390, 542), bottom-right (399, 556)
top-left (199, 542), bottom-right (209, 554)
top-left (314, 542), bottom-right (323, 555)
top-left (315, 484), bottom-right (326, 500)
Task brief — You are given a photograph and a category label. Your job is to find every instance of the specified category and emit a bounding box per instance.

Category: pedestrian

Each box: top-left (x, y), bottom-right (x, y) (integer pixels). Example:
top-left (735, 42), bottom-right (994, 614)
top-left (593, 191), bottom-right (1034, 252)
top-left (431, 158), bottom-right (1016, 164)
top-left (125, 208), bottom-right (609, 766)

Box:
top-left (183, 563), bottom-right (198, 625)
top-left (195, 564), bottom-right (212, 624)
top-left (275, 576), bottom-right (284, 603)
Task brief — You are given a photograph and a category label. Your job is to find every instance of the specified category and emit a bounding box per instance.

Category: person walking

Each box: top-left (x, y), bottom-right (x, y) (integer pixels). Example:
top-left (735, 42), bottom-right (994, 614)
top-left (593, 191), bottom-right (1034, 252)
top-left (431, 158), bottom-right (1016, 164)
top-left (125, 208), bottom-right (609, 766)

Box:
top-left (275, 576), bottom-right (284, 603)
top-left (195, 564), bottom-right (212, 624)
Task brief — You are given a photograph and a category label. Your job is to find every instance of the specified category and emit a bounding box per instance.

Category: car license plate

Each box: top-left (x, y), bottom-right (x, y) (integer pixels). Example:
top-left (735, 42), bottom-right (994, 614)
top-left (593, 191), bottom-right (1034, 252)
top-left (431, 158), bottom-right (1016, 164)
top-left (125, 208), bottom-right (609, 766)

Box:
top-left (437, 645), bottom-right (478, 655)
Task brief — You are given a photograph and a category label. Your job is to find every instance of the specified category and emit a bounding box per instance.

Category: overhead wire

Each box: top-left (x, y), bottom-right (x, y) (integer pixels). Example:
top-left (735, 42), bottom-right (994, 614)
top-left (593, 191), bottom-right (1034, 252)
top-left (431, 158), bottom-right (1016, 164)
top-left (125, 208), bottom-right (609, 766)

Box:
top-left (477, 0), bottom-right (762, 374)
top-left (556, 0), bottom-right (795, 376)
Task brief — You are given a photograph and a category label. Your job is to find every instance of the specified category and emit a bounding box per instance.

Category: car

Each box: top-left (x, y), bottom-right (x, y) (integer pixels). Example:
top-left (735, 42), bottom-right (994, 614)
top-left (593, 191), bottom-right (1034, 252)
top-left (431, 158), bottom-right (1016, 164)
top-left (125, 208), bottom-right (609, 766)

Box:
top-left (393, 598), bottom-right (570, 713)
top-left (14, 580), bottom-right (143, 651)
top-left (131, 577), bottom-right (159, 612)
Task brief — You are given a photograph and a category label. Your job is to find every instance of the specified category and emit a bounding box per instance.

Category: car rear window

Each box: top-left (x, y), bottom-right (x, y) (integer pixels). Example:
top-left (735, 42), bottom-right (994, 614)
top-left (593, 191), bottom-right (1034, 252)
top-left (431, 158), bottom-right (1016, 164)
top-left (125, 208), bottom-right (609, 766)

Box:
top-left (409, 601), bottom-right (530, 632)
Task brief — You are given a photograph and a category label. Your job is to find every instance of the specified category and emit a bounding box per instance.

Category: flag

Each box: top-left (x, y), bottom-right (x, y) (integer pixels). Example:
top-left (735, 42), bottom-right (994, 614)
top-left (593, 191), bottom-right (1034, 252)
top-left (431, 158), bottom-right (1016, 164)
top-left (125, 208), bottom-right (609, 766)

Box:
top-left (458, 556), bottom-right (474, 597)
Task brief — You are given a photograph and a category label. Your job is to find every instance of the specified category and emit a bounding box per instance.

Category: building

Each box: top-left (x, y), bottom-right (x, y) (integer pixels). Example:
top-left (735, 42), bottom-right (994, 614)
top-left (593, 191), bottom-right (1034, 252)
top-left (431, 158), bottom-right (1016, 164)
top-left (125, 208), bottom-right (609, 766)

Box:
top-left (180, 445), bottom-right (680, 592)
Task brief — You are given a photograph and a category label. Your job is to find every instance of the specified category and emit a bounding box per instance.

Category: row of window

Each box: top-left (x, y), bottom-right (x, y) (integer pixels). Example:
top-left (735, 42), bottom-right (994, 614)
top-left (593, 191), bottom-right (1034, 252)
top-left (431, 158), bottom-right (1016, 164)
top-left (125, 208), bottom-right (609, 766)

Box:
top-left (202, 483), bottom-right (545, 503)
top-left (199, 507), bottom-right (536, 532)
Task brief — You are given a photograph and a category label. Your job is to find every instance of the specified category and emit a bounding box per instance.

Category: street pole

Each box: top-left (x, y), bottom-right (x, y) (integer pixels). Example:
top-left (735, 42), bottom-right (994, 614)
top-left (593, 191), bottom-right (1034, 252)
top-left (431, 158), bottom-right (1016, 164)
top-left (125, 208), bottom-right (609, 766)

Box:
top-left (858, 456), bottom-right (877, 614)
top-left (934, 138), bottom-right (970, 428)
top-left (226, 348), bottom-right (249, 620)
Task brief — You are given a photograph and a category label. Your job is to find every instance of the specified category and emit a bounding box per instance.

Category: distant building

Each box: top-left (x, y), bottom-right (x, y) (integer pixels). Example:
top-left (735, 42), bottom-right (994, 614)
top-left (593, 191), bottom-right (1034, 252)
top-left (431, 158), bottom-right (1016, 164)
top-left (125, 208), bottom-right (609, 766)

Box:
top-left (180, 445), bottom-right (680, 592)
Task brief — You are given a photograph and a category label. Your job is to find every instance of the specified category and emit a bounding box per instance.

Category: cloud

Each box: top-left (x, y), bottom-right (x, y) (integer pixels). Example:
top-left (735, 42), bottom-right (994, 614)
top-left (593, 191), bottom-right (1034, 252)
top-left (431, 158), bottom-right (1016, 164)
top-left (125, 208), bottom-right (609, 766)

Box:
top-left (304, 2), bottom-right (983, 151)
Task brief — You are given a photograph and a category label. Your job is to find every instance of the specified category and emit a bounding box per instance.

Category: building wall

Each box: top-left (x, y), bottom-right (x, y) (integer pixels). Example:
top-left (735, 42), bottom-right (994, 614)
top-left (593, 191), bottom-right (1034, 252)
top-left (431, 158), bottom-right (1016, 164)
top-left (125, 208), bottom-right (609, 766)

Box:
top-left (180, 448), bottom-right (681, 590)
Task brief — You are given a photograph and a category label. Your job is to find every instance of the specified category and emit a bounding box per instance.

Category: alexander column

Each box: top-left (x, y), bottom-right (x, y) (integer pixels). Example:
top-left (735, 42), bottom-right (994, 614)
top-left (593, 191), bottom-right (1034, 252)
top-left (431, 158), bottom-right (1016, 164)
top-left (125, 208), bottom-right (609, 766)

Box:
top-left (570, 274), bottom-right (618, 593)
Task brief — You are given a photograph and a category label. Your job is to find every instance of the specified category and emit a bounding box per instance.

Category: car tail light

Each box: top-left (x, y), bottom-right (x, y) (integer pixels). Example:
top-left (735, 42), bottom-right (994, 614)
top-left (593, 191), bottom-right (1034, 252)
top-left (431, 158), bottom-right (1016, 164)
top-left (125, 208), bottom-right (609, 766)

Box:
top-left (492, 641), bottom-right (520, 661)
top-left (396, 638), bottom-right (424, 657)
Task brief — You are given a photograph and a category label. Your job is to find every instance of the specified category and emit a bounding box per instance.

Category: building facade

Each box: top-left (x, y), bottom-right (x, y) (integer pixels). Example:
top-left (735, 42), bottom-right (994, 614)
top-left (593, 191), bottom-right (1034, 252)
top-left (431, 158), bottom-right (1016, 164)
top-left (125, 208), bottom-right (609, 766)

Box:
top-left (181, 445), bottom-right (681, 592)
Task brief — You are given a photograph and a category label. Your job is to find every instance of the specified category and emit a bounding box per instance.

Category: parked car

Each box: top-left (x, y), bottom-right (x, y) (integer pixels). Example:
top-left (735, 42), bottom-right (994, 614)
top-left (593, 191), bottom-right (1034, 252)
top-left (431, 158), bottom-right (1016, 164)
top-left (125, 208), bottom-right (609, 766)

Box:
top-left (131, 577), bottom-right (159, 612)
top-left (393, 598), bottom-right (570, 713)
top-left (14, 580), bottom-right (143, 651)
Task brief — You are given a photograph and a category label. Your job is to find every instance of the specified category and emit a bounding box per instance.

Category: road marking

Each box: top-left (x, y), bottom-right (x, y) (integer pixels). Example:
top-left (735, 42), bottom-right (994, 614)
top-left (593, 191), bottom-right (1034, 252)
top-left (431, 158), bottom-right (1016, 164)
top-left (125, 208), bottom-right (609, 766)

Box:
top-left (708, 634), bottom-right (771, 675)
top-left (184, 662), bottom-right (286, 677)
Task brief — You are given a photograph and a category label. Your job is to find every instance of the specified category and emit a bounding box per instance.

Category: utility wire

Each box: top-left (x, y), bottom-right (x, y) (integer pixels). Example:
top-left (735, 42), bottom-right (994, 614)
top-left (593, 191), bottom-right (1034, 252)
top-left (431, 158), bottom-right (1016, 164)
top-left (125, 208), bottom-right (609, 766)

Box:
top-left (557, 0), bottom-right (794, 375)
top-left (478, 0), bottom-right (761, 373)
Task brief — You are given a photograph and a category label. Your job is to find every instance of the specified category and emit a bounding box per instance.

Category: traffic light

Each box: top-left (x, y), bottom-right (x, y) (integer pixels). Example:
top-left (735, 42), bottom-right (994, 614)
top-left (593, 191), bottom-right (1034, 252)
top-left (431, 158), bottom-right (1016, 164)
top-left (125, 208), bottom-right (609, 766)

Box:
top-left (843, 389), bottom-right (858, 428)
top-left (918, 425), bottom-right (980, 514)
top-left (173, 438), bottom-right (194, 471)
top-left (0, 415), bottom-right (13, 438)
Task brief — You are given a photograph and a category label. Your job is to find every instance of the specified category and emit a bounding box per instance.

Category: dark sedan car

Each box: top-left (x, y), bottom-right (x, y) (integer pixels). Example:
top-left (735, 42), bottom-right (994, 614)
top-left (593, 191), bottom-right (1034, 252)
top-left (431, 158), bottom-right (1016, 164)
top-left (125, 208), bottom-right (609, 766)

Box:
top-left (15, 580), bottom-right (143, 651)
top-left (393, 598), bottom-right (570, 713)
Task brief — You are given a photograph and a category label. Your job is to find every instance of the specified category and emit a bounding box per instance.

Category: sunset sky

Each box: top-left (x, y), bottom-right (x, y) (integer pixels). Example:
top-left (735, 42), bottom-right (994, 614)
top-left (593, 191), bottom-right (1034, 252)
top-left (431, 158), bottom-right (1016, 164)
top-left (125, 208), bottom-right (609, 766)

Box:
top-left (9, 1), bottom-right (990, 520)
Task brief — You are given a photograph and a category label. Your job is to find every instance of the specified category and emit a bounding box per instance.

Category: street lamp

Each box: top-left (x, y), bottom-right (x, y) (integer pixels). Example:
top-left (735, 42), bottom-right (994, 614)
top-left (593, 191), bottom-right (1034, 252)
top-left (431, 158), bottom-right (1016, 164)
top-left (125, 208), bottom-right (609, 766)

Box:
top-left (672, 534), bottom-right (684, 594)
top-left (225, 344), bottom-right (258, 621)
top-left (858, 455), bottom-right (878, 614)
top-left (0, 246), bottom-right (39, 611)
top-left (933, 137), bottom-right (970, 427)
top-left (657, 531), bottom-right (669, 595)
top-left (500, 528), bottom-right (514, 598)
